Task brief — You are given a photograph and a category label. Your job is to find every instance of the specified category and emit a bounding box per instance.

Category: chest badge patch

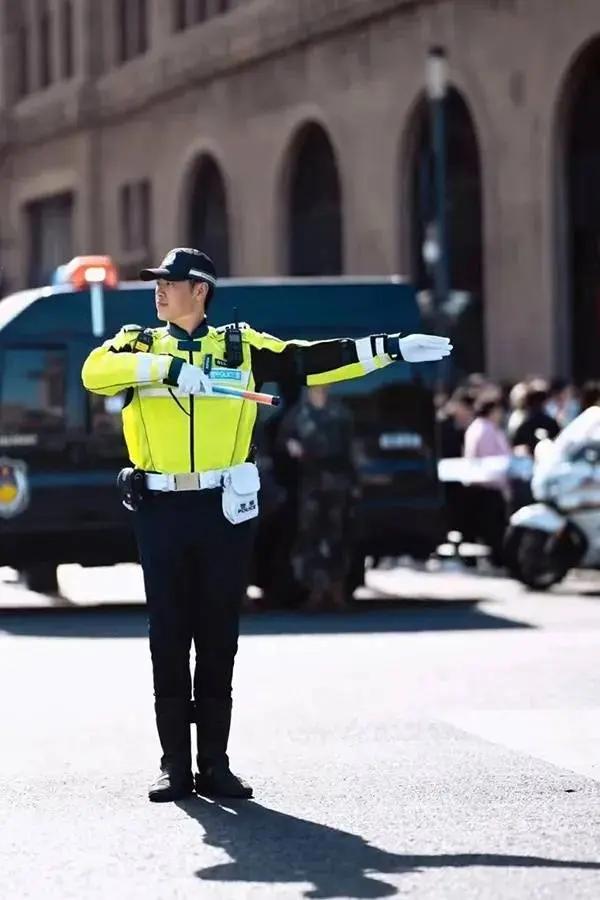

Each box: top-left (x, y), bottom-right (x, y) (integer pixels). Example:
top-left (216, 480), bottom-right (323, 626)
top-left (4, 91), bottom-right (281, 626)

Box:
top-left (209, 369), bottom-right (242, 381)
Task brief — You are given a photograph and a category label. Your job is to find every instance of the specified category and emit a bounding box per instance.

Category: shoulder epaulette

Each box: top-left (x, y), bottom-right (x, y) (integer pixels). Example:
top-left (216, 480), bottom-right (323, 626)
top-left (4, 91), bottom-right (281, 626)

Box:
top-left (121, 323), bottom-right (143, 333)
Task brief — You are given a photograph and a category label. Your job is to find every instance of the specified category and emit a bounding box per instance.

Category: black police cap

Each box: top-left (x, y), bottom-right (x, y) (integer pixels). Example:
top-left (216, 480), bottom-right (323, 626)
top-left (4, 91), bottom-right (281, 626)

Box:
top-left (139, 248), bottom-right (217, 285)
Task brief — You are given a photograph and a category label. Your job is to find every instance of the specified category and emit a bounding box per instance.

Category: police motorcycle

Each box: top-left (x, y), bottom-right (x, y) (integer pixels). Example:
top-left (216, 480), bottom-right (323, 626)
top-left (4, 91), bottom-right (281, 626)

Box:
top-left (504, 406), bottom-right (600, 590)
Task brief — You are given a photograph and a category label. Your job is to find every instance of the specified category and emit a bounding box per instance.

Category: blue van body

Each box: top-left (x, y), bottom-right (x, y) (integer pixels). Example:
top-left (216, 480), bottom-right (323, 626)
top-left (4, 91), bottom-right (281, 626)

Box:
top-left (0, 275), bottom-right (447, 595)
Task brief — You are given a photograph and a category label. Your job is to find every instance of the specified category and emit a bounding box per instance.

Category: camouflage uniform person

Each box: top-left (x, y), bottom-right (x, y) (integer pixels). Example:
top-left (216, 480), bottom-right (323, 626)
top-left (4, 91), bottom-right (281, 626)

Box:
top-left (279, 385), bottom-right (357, 610)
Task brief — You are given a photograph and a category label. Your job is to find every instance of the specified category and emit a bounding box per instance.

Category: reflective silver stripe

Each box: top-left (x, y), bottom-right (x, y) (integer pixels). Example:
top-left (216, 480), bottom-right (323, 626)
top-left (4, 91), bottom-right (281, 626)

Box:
top-left (188, 268), bottom-right (217, 283)
top-left (136, 355), bottom-right (154, 382)
top-left (354, 336), bottom-right (378, 373)
top-left (137, 386), bottom-right (172, 398)
top-left (375, 336), bottom-right (386, 356)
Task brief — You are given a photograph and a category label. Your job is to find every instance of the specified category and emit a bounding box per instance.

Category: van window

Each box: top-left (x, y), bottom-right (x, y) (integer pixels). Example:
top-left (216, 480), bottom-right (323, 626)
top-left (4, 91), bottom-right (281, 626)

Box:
top-left (0, 347), bottom-right (67, 434)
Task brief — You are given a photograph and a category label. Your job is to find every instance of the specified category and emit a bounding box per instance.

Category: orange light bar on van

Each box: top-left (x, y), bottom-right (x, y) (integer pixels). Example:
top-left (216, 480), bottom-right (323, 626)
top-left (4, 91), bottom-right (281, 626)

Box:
top-left (56, 256), bottom-right (119, 290)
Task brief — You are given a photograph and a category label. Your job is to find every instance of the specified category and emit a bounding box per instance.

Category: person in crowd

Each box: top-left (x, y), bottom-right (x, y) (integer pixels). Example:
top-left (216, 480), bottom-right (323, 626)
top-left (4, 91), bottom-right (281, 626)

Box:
top-left (437, 387), bottom-right (476, 458)
top-left (546, 377), bottom-right (580, 427)
top-left (506, 381), bottom-right (529, 440)
top-left (278, 385), bottom-right (358, 612)
top-left (438, 388), bottom-right (478, 566)
top-left (510, 379), bottom-right (560, 456)
top-left (463, 393), bottom-right (513, 569)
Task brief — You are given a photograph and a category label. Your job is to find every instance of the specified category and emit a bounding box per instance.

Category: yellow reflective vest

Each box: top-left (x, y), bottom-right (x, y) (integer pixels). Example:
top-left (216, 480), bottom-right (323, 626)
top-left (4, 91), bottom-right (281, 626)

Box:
top-left (81, 319), bottom-right (395, 473)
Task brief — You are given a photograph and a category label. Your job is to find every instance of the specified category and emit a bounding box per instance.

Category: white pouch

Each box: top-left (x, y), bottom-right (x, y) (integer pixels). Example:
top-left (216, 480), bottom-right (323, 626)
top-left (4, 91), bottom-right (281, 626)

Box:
top-left (221, 462), bottom-right (261, 524)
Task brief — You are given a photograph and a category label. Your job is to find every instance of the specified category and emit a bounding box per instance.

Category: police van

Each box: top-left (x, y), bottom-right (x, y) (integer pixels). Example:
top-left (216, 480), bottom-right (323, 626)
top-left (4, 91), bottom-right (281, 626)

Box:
top-left (0, 256), bottom-right (447, 597)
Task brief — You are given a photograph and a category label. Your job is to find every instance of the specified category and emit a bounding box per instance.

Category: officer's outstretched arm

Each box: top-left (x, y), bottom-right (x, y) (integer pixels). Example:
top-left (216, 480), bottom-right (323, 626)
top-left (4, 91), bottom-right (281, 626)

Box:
top-left (81, 326), bottom-right (176, 396)
top-left (248, 331), bottom-right (451, 387)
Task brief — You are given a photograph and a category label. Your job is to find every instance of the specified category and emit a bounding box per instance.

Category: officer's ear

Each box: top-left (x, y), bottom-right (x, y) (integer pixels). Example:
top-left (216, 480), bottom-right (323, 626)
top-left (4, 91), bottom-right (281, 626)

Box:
top-left (190, 280), bottom-right (209, 304)
top-left (193, 280), bottom-right (214, 311)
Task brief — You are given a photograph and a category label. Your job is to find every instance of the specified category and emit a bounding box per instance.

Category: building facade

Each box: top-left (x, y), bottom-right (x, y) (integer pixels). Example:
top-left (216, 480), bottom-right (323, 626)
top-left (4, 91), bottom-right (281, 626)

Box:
top-left (1, 0), bottom-right (600, 381)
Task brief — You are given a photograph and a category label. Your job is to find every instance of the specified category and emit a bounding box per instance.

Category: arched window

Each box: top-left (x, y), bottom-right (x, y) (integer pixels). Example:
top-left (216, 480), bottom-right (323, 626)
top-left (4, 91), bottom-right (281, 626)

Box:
top-left (559, 38), bottom-right (600, 380)
top-left (187, 155), bottom-right (231, 277)
top-left (286, 123), bottom-right (343, 276)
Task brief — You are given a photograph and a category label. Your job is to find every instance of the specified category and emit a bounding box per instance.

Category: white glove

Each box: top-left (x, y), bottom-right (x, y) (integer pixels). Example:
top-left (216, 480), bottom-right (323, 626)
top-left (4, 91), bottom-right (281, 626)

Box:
top-left (397, 334), bottom-right (452, 363)
top-left (176, 362), bottom-right (213, 394)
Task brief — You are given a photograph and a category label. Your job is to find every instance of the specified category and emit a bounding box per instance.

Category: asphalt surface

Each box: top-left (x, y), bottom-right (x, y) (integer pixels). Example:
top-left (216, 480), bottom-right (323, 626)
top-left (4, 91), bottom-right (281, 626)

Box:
top-left (1, 563), bottom-right (600, 899)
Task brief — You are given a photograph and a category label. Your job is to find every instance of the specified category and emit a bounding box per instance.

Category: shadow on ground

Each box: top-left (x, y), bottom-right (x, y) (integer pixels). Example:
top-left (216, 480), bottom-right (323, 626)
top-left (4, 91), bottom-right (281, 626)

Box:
top-left (0, 601), bottom-right (532, 639)
top-left (177, 797), bottom-right (600, 899)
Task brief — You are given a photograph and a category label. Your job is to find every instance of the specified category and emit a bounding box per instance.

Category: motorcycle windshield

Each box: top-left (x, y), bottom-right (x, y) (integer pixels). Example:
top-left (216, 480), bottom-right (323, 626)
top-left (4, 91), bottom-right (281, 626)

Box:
top-left (551, 406), bottom-right (600, 460)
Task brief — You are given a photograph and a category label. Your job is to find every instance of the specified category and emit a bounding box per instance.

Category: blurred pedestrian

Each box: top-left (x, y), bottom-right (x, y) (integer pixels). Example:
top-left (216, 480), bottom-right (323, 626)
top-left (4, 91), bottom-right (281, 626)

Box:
top-left (546, 377), bottom-right (580, 427)
top-left (506, 381), bottom-right (528, 440)
top-left (511, 379), bottom-right (560, 456)
top-left (463, 394), bottom-right (512, 569)
top-left (279, 385), bottom-right (357, 612)
top-left (437, 387), bottom-right (476, 458)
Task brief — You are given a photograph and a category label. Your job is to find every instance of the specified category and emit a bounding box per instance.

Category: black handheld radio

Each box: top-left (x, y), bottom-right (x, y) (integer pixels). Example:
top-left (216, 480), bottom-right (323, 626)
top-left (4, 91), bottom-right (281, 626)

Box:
top-left (224, 306), bottom-right (243, 368)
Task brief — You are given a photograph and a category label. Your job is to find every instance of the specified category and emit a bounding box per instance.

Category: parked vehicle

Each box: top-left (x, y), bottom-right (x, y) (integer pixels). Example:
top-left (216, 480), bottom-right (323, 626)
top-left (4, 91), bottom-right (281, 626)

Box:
top-left (0, 256), bottom-right (447, 597)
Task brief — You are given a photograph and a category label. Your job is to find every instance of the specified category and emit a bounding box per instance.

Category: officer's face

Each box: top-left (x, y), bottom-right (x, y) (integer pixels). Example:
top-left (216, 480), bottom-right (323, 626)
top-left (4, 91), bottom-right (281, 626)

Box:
top-left (155, 279), bottom-right (206, 322)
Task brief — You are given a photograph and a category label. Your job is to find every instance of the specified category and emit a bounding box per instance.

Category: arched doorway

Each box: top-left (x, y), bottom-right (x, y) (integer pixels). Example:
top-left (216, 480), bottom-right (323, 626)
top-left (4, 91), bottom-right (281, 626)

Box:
top-left (560, 38), bottom-right (600, 382)
top-left (408, 88), bottom-right (484, 378)
top-left (187, 154), bottom-right (230, 276)
top-left (286, 123), bottom-right (343, 275)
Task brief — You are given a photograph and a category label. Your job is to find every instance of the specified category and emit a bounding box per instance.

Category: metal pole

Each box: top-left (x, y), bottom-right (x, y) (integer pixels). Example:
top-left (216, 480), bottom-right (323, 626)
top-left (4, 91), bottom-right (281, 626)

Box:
top-left (431, 101), bottom-right (449, 326)
top-left (425, 47), bottom-right (451, 499)
top-left (427, 46), bottom-right (450, 333)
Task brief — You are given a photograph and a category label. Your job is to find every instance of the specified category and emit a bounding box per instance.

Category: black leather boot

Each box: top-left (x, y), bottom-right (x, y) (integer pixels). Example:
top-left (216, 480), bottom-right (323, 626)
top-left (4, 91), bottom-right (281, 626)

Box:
top-left (194, 698), bottom-right (253, 800)
top-left (148, 698), bottom-right (194, 803)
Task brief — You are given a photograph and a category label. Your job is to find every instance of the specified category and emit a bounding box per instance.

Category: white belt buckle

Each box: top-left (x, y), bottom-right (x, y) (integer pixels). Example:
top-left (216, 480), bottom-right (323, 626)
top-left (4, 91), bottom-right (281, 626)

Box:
top-left (173, 473), bottom-right (199, 491)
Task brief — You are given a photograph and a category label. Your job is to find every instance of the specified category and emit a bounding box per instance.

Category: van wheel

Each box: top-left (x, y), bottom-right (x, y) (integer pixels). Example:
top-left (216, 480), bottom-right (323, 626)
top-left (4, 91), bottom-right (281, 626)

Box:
top-left (20, 563), bottom-right (59, 595)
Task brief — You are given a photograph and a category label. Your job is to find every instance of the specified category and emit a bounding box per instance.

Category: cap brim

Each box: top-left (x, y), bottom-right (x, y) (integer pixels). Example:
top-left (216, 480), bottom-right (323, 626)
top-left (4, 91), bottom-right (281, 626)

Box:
top-left (139, 267), bottom-right (169, 281)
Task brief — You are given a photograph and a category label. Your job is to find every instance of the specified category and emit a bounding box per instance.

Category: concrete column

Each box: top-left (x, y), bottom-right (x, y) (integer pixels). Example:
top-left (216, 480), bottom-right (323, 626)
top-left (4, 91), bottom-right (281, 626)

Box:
top-left (26, 0), bottom-right (42, 92)
top-left (150, 0), bottom-right (172, 46)
top-left (482, 122), bottom-right (552, 381)
top-left (79, 0), bottom-right (105, 79)
top-left (50, 0), bottom-right (62, 84)
top-left (339, 104), bottom-right (399, 276)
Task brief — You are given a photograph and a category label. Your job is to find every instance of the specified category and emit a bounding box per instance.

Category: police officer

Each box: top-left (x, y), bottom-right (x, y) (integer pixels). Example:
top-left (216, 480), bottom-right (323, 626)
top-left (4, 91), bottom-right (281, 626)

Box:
top-left (81, 247), bottom-right (452, 804)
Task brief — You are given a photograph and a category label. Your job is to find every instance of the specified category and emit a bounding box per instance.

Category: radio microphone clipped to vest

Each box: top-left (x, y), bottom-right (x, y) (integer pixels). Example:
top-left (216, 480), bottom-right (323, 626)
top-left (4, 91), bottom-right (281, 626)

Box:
top-left (224, 307), bottom-right (243, 368)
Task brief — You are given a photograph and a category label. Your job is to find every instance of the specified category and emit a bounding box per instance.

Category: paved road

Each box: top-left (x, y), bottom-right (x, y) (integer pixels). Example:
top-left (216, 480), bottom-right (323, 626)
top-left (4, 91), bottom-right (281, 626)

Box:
top-left (1, 564), bottom-right (599, 899)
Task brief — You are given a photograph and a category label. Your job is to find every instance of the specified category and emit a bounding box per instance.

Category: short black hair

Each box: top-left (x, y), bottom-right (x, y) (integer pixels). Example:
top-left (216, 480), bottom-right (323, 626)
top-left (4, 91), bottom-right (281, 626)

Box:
top-left (450, 386), bottom-right (476, 408)
top-left (474, 392), bottom-right (504, 418)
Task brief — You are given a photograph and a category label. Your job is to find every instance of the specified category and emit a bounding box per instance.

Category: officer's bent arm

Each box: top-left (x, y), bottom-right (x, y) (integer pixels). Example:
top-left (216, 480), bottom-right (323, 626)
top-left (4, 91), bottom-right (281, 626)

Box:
top-left (249, 331), bottom-right (403, 388)
top-left (81, 326), bottom-right (175, 396)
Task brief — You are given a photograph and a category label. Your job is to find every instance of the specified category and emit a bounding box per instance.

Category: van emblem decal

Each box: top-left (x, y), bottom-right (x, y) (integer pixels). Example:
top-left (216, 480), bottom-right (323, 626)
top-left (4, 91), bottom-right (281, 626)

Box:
top-left (0, 458), bottom-right (30, 518)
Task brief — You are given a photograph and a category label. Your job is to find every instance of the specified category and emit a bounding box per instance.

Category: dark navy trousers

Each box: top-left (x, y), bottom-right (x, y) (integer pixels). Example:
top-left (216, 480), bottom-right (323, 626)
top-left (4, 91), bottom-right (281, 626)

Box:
top-left (133, 487), bottom-right (256, 762)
